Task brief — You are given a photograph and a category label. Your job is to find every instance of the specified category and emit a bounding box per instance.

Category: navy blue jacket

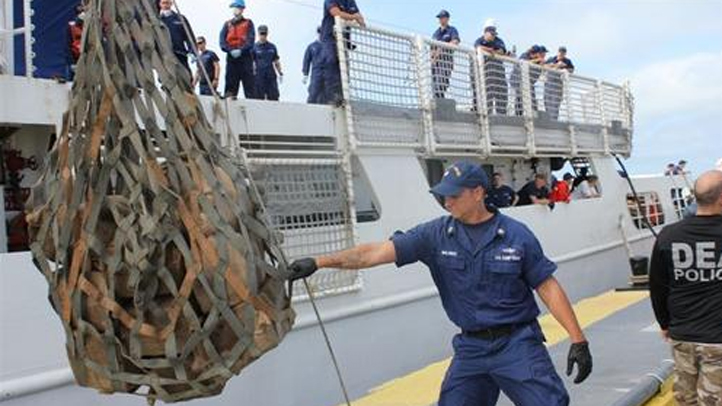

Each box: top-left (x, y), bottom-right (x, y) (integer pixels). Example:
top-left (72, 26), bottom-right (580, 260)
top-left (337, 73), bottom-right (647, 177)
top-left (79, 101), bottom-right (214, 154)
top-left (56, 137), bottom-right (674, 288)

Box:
top-left (303, 40), bottom-right (323, 76)
top-left (392, 214), bottom-right (556, 331)
top-left (160, 12), bottom-right (194, 56)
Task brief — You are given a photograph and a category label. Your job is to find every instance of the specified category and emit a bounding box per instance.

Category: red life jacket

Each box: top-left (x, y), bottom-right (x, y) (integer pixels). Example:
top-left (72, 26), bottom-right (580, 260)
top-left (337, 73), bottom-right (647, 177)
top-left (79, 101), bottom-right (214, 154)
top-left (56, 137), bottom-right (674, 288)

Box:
top-left (225, 19), bottom-right (251, 49)
top-left (69, 20), bottom-right (84, 62)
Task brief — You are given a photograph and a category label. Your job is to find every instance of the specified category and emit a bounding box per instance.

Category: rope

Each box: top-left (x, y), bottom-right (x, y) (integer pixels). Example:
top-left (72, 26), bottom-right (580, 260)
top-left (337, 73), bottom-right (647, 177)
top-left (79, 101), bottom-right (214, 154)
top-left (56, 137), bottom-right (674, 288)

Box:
top-left (304, 279), bottom-right (353, 406)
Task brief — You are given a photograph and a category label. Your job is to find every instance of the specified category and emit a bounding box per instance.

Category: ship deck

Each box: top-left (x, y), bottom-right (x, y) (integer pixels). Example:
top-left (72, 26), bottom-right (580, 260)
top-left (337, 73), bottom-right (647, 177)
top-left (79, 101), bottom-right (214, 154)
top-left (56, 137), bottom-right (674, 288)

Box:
top-left (339, 289), bottom-right (674, 406)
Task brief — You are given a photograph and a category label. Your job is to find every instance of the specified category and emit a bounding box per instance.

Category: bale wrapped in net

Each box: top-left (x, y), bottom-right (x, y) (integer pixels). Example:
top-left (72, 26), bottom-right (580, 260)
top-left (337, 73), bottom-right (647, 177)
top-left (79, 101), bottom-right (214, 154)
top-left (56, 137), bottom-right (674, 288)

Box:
top-left (25, 0), bottom-right (294, 402)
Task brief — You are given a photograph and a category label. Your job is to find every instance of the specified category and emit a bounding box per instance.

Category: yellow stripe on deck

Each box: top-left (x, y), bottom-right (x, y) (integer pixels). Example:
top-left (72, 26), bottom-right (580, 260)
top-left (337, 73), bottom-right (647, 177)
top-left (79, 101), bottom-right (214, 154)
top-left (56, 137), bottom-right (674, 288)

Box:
top-left (340, 290), bottom-right (650, 406)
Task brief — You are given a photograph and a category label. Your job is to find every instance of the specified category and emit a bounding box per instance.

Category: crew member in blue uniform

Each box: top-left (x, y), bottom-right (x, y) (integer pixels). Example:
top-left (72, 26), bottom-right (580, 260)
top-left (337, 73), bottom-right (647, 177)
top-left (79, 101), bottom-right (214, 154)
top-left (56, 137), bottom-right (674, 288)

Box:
top-left (545, 46), bottom-right (575, 120)
top-left (475, 25), bottom-right (509, 115)
top-left (319, 0), bottom-right (365, 105)
top-left (192, 36), bottom-right (221, 96)
top-left (252, 25), bottom-right (283, 101)
top-left (303, 28), bottom-right (324, 104)
top-left (159, 0), bottom-right (195, 74)
top-left (289, 161), bottom-right (593, 405)
top-left (220, 0), bottom-right (256, 99)
top-left (511, 45), bottom-right (547, 116)
top-left (486, 172), bottom-right (518, 208)
top-left (431, 10), bottom-right (461, 99)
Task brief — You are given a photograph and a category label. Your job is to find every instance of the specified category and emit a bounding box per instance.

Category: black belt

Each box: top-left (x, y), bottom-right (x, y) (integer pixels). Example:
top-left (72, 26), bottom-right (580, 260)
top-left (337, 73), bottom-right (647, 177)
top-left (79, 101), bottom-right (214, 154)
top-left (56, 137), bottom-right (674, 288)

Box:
top-left (463, 322), bottom-right (529, 340)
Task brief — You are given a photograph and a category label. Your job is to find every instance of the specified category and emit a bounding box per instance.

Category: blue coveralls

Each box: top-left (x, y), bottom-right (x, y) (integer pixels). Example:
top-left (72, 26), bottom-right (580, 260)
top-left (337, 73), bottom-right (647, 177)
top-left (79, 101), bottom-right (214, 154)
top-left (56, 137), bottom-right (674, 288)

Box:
top-left (160, 11), bottom-right (195, 75)
top-left (220, 18), bottom-right (256, 99)
top-left (544, 56), bottom-right (575, 120)
top-left (431, 26), bottom-right (461, 99)
top-left (253, 41), bottom-right (281, 101)
top-left (474, 36), bottom-right (508, 115)
top-left (319, 0), bottom-right (360, 105)
top-left (392, 213), bottom-right (570, 406)
top-left (511, 52), bottom-right (540, 116)
top-left (303, 40), bottom-right (324, 104)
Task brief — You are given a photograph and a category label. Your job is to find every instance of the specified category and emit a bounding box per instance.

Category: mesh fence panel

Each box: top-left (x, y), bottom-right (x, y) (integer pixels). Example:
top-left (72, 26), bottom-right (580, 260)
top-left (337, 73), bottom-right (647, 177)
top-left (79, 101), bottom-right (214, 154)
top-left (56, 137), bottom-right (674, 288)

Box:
top-left (343, 28), bottom-right (423, 146)
top-left (337, 22), bottom-right (633, 156)
top-left (567, 76), bottom-right (603, 126)
top-left (249, 159), bottom-right (360, 300)
top-left (422, 40), bottom-right (483, 148)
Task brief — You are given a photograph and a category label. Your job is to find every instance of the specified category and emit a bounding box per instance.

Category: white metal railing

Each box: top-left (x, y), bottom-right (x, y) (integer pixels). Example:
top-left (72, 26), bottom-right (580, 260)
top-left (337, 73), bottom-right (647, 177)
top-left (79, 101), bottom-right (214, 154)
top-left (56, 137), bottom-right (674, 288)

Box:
top-left (0, 0), bottom-right (33, 77)
top-left (627, 192), bottom-right (666, 230)
top-left (336, 19), bottom-right (633, 157)
top-left (248, 158), bottom-right (361, 301)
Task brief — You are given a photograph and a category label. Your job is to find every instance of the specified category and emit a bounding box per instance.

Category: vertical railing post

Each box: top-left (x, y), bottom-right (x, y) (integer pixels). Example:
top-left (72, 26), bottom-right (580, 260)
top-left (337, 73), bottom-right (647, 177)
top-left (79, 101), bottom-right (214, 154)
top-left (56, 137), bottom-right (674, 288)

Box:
top-left (334, 17), bottom-right (357, 152)
top-left (520, 62), bottom-right (536, 156)
top-left (596, 80), bottom-right (610, 154)
top-left (1, 0), bottom-right (13, 75)
top-left (563, 71), bottom-right (577, 156)
top-left (414, 36), bottom-right (434, 156)
top-left (475, 49), bottom-right (491, 156)
top-left (622, 80), bottom-right (634, 156)
top-left (23, 0), bottom-right (33, 78)
top-left (333, 18), bottom-right (360, 254)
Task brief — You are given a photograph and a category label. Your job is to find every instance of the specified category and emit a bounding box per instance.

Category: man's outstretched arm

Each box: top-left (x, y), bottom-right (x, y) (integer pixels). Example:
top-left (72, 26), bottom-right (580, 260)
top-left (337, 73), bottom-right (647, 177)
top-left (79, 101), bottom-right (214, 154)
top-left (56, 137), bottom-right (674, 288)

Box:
top-left (289, 241), bottom-right (396, 280)
top-left (317, 241), bottom-right (396, 270)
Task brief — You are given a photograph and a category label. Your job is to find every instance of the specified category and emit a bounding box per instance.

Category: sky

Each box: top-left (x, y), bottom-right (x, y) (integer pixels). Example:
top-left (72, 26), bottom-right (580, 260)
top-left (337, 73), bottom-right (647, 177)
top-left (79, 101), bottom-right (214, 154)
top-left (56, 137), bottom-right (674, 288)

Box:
top-left (178, 0), bottom-right (722, 175)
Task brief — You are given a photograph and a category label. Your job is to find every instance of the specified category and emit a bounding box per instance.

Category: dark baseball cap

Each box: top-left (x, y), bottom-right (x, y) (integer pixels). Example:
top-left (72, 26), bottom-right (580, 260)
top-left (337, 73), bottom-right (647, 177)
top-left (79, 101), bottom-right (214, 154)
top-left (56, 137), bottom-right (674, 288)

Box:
top-left (484, 26), bottom-right (497, 34)
top-left (258, 25), bottom-right (269, 34)
top-left (430, 161), bottom-right (490, 197)
top-left (559, 46), bottom-right (567, 53)
top-left (437, 9), bottom-right (450, 18)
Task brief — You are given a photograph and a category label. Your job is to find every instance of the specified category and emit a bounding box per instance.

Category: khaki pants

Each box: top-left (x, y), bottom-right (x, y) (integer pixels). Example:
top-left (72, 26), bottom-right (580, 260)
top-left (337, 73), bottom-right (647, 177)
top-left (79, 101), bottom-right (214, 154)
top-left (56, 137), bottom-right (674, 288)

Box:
top-left (672, 340), bottom-right (722, 406)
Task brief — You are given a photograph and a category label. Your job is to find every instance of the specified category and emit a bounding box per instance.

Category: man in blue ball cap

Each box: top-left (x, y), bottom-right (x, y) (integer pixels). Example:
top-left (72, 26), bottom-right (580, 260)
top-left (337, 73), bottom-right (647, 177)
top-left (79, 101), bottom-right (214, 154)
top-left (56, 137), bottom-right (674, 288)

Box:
top-left (288, 161), bottom-right (593, 405)
top-left (431, 9), bottom-right (460, 99)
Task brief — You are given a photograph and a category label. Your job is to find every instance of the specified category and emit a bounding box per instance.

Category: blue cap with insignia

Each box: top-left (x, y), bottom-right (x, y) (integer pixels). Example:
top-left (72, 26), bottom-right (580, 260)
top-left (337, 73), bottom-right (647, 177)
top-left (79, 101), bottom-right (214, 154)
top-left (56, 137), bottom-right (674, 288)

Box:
top-left (430, 161), bottom-right (490, 197)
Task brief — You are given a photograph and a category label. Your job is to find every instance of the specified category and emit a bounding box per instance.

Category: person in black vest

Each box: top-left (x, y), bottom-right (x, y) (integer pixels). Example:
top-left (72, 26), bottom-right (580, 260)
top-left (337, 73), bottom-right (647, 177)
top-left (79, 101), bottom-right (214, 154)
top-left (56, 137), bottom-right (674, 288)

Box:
top-left (649, 170), bottom-right (722, 405)
top-left (159, 0), bottom-right (195, 74)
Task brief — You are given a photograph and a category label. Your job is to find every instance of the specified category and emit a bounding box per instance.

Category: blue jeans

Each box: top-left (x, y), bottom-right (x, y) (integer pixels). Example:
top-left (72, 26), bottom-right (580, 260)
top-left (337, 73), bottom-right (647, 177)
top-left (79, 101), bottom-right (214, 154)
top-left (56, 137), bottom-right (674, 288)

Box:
top-left (439, 321), bottom-right (569, 406)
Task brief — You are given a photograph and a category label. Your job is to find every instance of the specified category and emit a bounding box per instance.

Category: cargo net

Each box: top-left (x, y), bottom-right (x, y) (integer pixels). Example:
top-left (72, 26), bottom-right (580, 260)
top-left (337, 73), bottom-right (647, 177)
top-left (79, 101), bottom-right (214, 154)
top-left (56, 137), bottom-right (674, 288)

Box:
top-left (24, 0), bottom-right (294, 403)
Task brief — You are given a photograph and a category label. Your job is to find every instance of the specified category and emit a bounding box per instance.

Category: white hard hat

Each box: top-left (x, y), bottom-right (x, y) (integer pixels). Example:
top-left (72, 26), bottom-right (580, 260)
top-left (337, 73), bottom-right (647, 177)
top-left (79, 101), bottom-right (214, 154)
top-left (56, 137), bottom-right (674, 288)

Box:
top-left (484, 18), bottom-right (497, 29)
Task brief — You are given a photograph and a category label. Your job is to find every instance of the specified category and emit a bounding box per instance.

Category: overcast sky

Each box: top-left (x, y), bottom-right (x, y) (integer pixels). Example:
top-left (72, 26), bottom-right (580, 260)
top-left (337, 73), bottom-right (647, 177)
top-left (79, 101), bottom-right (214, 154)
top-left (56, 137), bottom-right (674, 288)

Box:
top-left (178, 0), bottom-right (722, 175)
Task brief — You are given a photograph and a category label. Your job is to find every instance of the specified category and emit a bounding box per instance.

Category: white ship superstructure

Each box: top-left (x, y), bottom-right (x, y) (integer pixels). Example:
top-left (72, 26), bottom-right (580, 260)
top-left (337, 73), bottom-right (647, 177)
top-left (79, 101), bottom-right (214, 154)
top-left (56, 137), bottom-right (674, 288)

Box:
top-left (0, 6), bottom-right (692, 406)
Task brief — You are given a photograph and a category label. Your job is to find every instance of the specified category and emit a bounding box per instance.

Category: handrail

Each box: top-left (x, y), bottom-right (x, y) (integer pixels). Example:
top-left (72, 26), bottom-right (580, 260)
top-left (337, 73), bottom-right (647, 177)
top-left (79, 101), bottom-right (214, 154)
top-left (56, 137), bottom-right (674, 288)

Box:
top-left (337, 20), bottom-right (633, 157)
top-left (0, 0), bottom-right (33, 77)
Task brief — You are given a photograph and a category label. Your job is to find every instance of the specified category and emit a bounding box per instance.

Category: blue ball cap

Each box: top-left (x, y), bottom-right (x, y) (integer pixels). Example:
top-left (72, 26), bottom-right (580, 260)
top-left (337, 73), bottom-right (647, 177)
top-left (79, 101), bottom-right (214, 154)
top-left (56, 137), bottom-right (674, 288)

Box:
top-left (229, 0), bottom-right (245, 8)
top-left (436, 9), bottom-right (450, 18)
top-left (430, 161), bottom-right (490, 197)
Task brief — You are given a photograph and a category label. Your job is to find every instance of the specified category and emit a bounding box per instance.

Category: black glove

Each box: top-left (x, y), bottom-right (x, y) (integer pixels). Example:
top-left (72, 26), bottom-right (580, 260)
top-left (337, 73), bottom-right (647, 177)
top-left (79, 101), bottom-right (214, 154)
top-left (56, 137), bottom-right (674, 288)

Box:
top-left (288, 258), bottom-right (319, 281)
top-left (567, 341), bottom-right (592, 384)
